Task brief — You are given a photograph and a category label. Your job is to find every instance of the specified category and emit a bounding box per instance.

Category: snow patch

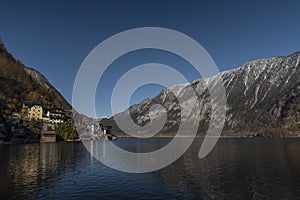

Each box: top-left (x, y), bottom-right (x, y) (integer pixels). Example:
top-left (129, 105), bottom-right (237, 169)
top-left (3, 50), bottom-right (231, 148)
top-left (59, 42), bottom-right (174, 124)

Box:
top-left (250, 85), bottom-right (260, 109)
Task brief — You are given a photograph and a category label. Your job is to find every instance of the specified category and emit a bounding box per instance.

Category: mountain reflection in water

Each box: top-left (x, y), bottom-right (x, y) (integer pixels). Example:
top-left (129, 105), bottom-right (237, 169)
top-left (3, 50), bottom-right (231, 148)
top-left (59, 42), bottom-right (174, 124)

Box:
top-left (0, 138), bottom-right (300, 199)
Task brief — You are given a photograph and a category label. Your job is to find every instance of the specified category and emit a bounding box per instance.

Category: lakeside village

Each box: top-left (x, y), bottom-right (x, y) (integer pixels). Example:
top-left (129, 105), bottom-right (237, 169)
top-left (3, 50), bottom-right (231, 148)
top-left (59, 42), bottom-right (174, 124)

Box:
top-left (0, 102), bottom-right (117, 144)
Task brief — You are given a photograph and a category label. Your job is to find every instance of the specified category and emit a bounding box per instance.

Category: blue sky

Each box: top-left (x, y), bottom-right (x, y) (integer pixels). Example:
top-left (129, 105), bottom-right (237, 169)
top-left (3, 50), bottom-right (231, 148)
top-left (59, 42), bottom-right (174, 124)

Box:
top-left (0, 0), bottom-right (300, 117)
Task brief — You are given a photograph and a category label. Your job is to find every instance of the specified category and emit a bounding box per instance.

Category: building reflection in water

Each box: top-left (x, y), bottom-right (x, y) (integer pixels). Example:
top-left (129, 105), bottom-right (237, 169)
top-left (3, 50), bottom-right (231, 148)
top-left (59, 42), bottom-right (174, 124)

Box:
top-left (1, 138), bottom-right (300, 199)
top-left (0, 142), bottom-right (87, 199)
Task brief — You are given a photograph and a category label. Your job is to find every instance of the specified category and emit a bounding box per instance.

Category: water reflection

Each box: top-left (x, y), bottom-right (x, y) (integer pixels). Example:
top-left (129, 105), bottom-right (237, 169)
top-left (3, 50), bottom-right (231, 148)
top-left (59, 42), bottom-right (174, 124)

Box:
top-left (0, 138), bottom-right (300, 199)
top-left (155, 138), bottom-right (300, 199)
top-left (0, 143), bottom-right (89, 199)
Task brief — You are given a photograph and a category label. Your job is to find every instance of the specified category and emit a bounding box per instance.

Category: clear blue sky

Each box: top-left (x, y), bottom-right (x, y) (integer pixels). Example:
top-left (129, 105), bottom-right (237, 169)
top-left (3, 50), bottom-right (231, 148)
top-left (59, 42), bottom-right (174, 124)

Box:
top-left (0, 0), bottom-right (300, 117)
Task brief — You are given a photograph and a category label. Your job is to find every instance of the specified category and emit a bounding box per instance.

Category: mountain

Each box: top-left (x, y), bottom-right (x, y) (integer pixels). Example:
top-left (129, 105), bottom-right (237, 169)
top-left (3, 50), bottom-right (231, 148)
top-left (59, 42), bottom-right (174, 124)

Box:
top-left (102, 52), bottom-right (300, 137)
top-left (0, 39), bottom-right (71, 113)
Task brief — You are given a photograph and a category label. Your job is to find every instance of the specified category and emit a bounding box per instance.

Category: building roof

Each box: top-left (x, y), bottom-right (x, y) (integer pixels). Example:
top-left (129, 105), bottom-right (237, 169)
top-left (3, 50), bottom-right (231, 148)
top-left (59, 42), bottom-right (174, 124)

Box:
top-left (23, 102), bottom-right (41, 107)
top-left (44, 107), bottom-right (65, 114)
top-left (41, 131), bottom-right (56, 135)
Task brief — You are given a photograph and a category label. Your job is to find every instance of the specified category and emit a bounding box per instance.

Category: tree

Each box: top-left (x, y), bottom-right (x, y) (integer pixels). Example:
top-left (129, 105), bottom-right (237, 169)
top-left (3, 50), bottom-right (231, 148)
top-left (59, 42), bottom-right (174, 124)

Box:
top-left (23, 120), bottom-right (43, 135)
top-left (55, 122), bottom-right (77, 141)
top-left (46, 125), bottom-right (54, 131)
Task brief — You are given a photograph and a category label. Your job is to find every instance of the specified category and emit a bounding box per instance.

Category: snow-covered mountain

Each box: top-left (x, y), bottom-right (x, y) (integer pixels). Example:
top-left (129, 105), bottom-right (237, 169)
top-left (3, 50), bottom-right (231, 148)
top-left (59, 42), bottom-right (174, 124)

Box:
top-left (102, 52), bottom-right (300, 137)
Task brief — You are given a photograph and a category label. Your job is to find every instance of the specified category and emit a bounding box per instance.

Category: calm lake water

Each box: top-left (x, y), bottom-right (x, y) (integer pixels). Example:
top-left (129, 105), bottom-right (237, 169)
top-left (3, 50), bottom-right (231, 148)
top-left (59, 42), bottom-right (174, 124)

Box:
top-left (1, 138), bottom-right (300, 199)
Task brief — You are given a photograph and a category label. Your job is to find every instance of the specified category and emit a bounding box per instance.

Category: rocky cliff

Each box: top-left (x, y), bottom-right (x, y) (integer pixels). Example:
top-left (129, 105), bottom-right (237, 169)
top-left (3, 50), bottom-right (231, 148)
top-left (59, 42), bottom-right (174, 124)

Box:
top-left (103, 52), bottom-right (300, 137)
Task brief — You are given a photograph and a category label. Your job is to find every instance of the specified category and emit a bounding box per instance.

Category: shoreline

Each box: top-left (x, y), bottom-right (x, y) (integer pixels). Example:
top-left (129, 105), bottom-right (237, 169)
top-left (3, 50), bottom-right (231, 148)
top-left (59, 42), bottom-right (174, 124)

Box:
top-left (2, 134), bottom-right (300, 145)
top-left (116, 130), bottom-right (300, 138)
top-left (116, 135), bottom-right (300, 138)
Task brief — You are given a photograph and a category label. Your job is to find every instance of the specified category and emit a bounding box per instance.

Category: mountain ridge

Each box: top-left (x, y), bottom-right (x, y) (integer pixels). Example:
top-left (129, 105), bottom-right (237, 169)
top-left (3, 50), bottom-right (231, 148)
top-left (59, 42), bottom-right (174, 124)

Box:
top-left (0, 38), bottom-right (71, 113)
top-left (102, 51), bottom-right (300, 137)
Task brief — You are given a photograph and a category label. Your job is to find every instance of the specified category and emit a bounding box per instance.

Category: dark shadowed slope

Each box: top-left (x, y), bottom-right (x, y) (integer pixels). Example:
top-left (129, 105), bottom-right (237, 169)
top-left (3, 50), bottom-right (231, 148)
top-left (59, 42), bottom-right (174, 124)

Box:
top-left (0, 39), bottom-right (71, 113)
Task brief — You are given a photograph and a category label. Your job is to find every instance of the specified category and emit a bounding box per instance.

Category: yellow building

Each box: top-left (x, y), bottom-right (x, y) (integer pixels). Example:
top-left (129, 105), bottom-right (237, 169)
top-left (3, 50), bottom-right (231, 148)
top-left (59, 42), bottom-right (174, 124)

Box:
top-left (21, 103), bottom-right (30, 115)
top-left (22, 102), bottom-right (44, 121)
top-left (28, 105), bottom-right (43, 120)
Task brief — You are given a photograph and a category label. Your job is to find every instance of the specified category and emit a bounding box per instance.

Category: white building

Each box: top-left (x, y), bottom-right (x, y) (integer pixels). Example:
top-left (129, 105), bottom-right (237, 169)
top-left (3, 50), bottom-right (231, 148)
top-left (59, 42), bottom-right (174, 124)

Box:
top-left (45, 108), bottom-right (65, 124)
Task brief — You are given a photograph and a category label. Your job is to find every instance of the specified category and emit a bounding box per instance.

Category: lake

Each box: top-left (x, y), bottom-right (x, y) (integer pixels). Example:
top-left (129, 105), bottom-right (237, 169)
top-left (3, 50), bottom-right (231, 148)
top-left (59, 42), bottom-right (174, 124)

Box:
top-left (1, 138), bottom-right (300, 199)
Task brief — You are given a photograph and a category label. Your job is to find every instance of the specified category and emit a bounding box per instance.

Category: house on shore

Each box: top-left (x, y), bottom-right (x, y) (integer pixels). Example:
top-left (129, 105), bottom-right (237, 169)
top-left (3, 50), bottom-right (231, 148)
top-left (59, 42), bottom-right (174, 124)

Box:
top-left (41, 131), bottom-right (56, 142)
top-left (21, 102), bottom-right (73, 143)
top-left (10, 125), bottom-right (29, 143)
top-left (22, 102), bottom-right (45, 121)
top-left (22, 102), bottom-right (69, 124)
top-left (44, 107), bottom-right (66, 124)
